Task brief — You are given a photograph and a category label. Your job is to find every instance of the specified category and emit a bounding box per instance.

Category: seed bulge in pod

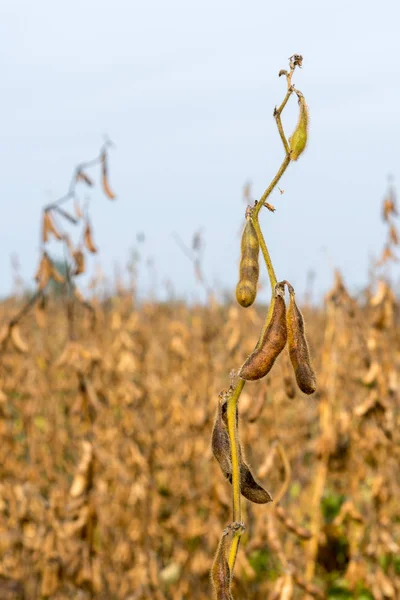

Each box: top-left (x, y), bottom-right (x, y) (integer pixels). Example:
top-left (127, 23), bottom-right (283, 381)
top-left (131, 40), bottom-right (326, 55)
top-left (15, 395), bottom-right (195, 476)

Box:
top-left (239, 282), bottom-right (287, 381)
top-left (287, 286), bottom-right (316, 394)
top-left (235, 213), bottom-right (259, 308)
top-left (289, 93), bottom-right (309, 161)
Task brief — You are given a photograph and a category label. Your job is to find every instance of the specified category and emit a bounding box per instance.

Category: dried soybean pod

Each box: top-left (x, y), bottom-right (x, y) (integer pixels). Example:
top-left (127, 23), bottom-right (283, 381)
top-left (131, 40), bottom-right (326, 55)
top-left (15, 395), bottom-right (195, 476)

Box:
top-left (211, 529), bottom-right (233, 600)
top-left (289, 93), bottom-right (308, 161)
top-left (212, 396), bottom-right (232, 481)
top-left (221, 400), bottom-right (272, 504)
top-left (287, 285), bottom-right (316, 394)
top-left (213, 394), bottom-right (272, 504)
top-left (239, 462), bottom-right (272, 504)
top-left (235, 208), bottom-right (259, 308)
top-left (239, 282), bottom-right (287, 381)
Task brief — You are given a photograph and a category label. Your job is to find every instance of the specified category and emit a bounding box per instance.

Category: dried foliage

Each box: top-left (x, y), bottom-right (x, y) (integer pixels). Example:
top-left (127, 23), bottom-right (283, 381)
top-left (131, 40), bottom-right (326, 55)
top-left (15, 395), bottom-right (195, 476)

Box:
top-left (0, 275), bottom-right (398, 598)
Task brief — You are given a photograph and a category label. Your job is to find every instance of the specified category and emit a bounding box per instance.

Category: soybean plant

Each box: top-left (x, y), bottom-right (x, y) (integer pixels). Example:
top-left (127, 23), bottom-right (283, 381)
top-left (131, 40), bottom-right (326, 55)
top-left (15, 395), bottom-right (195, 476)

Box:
top-left (211, 55), bottom-right (316, 599)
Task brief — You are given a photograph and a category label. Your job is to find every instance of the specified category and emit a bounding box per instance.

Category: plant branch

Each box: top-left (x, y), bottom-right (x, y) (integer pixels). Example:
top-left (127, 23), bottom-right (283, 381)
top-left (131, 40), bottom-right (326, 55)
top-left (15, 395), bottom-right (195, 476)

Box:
top-left (226, 379), bottom-right (245, 571)
top-left (251, 213), bottom-right (277, 290)
top-left (216, 56), bottom-right (305, 593)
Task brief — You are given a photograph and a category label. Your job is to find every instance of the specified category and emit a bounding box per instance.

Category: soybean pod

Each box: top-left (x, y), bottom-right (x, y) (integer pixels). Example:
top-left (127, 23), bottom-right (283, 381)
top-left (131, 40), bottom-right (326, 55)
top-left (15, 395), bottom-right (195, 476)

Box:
top-left (239, 282), bottom-right (287, 381)
top-left (286, 284), bottom-right (316, 394)
top-left (235, 208), bottom-right (259, 308)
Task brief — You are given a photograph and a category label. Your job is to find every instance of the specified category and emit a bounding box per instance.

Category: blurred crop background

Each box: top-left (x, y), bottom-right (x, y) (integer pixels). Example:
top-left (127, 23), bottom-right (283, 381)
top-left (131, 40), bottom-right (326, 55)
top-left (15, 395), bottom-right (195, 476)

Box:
top-left (1, 1), bottom-right (400, 599)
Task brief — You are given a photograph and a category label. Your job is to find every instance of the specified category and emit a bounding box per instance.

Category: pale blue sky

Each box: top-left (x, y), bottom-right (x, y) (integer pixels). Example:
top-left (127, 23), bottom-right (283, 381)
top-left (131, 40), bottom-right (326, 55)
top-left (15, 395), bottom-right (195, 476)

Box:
top-left (1, 0), bottom-right (399, 302)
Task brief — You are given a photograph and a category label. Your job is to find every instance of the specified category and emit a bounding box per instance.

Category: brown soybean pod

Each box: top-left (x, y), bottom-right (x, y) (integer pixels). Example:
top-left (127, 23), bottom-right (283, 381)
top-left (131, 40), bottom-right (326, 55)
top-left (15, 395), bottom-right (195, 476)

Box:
top-left (211, 530), bottom-right (233, 600)
top-left (287, 287), bottom-right (316, 394)
top-left (211, 397), bottom-right (232, 481)
top-left (235, 212), bottom-right (260, 308)
top-left (239, 282), bottom-right (287, 381)
top-left (212, 396), bottom-right (272, 504)
top-left (238, 462), bottom-right (272, 504)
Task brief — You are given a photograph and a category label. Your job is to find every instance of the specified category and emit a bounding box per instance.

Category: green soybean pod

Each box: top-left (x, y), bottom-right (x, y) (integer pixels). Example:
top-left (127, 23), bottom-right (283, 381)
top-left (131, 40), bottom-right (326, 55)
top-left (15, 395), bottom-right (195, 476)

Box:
top-left (289, 93), bottom-right (309, 161)
top-left (235, 212), bottom-right (259, 308)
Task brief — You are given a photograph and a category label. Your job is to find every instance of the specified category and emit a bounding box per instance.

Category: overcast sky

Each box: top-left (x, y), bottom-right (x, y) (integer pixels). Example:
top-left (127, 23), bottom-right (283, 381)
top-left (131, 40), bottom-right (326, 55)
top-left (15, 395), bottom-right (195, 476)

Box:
top-left (1, 0), bottom-right (399, 303)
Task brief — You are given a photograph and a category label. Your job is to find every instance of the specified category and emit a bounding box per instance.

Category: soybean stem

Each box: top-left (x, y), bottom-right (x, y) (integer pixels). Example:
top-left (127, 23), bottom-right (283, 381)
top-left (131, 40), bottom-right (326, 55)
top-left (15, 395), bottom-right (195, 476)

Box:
top-left (226, 378), bottom-right (244, 571)
top-left (225, 61), bottom-right (299, 583)
top-left (254, 154), bottom-right (291, 220)
top-left (252, 216), bottom-right (277, 291)
top-left (275, 114), bottom-right (290, 155)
